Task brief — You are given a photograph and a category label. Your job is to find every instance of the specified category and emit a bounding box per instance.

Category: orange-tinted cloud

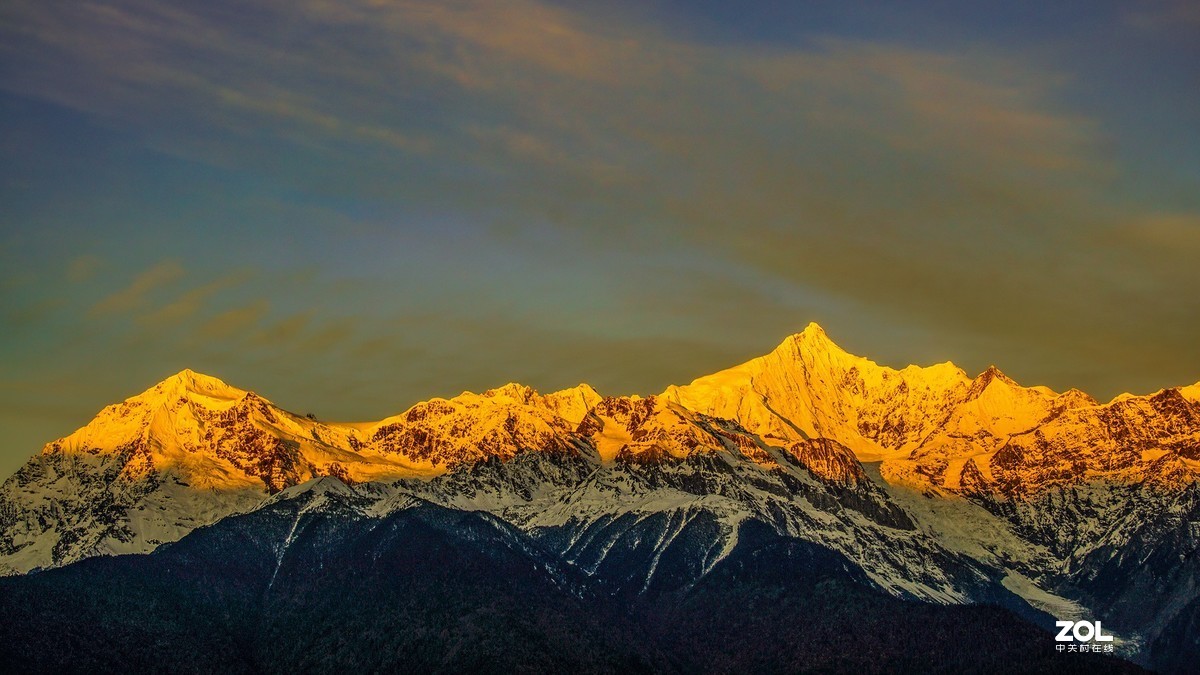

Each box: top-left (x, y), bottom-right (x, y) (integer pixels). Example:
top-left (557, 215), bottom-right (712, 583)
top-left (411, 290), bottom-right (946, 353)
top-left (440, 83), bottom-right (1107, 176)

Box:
top-left (136, 271), bottom-right (253, 327)
top-left (199, 300), bottom-right (270, 339)
top-left (88, 260), bottom-right (185, 316)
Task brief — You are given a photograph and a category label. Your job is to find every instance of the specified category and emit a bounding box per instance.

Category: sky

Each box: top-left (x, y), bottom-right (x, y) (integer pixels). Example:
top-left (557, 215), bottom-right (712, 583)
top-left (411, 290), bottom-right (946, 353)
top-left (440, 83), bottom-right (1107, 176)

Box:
top-left (1, 0), bottom-right (1198, 475)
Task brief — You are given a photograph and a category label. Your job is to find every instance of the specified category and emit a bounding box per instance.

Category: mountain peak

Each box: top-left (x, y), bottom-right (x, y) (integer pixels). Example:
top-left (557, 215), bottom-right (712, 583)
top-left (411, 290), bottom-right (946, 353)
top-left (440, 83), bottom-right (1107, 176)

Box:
top-left (266, 475), bottom-right (358, 508)
top-left (773, 322), bottom-right (850, 361)
top-left (481, 382), bottom-right (538, 403)
top-left (142, 368), bottom-right (247, 404)
top-left (977, 365), bottom-right (1016, 385)
top-left (166, 367), bottom-right (223, 385)
top-left (552, 382), bottom-right (600, 397)
top-left (799, 321), bottom-right (828, 338)
top-left (964, 365), bottom-right (1023, 400)
top-left (1057, 388), bottom-right (1099, 408)
top-left (794, 321), bottom-right (837, 347)
top-left (543, 383), bottom-right (603, 425)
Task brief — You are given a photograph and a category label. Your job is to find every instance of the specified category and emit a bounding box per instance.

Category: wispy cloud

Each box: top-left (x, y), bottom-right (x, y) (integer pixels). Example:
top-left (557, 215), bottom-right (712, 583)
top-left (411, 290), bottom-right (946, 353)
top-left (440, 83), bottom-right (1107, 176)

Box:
top-left (136, 271), bottom-right (253, 326)
top-left (248, 311), bottom-right (314, 349)
top-left (0, 1), bottom-right (1107, 195)
top-left (294, 322), bottom-right (355, 353)
top-left (199, 299), bottom-right (269, 339)
top-left (88, 259), bottom-right (184, 316)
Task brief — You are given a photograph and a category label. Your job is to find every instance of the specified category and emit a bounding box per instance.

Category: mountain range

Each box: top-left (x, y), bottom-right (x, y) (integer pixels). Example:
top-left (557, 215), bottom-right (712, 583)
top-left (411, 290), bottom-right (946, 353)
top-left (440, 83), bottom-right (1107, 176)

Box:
top-left (2, 323), bottom-right (1197, 672)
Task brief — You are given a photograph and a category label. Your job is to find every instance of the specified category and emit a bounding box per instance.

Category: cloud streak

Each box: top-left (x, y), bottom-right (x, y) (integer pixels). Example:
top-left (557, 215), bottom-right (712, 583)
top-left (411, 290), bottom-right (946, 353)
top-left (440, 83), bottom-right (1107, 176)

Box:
top-left (88, 260), bottom-right (184, 317)
top-left (135, 271), bottom-right (253, 326)
top-left (198, 300), bottom-right (270, 340)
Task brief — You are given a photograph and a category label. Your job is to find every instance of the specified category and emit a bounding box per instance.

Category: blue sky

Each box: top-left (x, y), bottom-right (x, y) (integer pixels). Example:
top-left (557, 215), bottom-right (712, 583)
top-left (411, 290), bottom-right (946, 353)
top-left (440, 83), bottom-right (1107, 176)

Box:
top-left (1, 0), bottom-right (1198, 474)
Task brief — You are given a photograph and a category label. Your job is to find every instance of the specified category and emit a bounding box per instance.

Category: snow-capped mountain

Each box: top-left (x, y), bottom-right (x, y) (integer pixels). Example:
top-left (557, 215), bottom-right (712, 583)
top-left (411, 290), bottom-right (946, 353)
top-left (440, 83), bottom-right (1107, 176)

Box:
top-left (666, 324), bottom-right (1198, 494)
top-left (1, 323), bottom-right (1197, 670)
top-left (663, 324), bottom-right (973, 458)
top-left (0, 372), bottom-right (605, 575)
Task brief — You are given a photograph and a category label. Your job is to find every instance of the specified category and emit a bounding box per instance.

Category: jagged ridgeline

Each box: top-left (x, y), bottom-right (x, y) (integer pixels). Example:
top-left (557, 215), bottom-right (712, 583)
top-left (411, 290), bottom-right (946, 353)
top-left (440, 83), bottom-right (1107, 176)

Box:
top-left (1, 323), bottom-right (1197, 673)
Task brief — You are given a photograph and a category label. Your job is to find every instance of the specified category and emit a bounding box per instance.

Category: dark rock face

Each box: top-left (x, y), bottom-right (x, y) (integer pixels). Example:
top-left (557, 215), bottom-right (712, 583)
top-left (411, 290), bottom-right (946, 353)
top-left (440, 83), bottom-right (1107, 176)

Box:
top-left (787, 437), bottom-right (867, 488)
top-left (594, 395), bottom-right (659, 433)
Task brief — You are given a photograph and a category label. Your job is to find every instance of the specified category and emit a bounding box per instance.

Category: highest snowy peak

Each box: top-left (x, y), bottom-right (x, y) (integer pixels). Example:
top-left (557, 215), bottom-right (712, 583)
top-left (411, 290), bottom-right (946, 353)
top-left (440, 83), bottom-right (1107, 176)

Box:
top-left (662, 324), bottom-right (1198, 493)
top-left (136, 368), bottom-right (249, 407)
top-left (662, 323), bottom-right (972, 458)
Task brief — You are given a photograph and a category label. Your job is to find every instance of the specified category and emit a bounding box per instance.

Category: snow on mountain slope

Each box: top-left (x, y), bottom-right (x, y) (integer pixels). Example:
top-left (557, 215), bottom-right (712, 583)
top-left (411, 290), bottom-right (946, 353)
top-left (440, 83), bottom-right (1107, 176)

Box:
top-left (0, 370), bottom-right (423, 574)
top-left (883, 366), bottom-right (1068, 490)
top-left (383, 440), bottom-right (989, 604)
top-left (953, 386), bottom-right (1200, 498)
top-left (662, 323), bottom-right (972, 460)
top-left (542, 383), bottom-right (604, 425)
top-left (241, 391), bottom-right (985, 604)
top-left (662, 323), bottom-right (1199, 499)
top-left (0, 373), bottom-right (617, 574)
top-left (365, 383), bottom-right (591, 467)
